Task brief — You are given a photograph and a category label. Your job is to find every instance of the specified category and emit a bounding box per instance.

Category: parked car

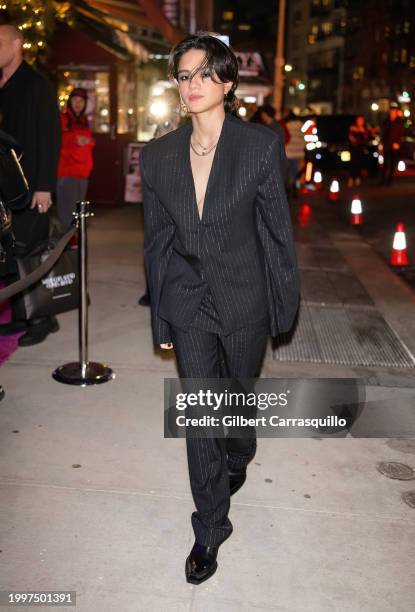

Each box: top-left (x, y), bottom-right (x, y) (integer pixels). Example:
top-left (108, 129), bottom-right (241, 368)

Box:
top-left (398, 133), bottom-right (415, 165)
top-left (305, 114), bottom-right (379, 178)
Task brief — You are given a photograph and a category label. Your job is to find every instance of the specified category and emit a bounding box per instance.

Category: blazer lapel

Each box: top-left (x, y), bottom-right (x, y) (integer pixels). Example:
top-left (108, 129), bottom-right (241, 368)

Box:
top-left (169, 121), bottom-right (197, 228)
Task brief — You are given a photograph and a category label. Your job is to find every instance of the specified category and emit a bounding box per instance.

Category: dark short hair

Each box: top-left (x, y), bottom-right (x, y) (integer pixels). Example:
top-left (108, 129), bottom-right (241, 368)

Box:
top-left (168, 32), bottom-right (240, 113)
top-left (259, 105), bottom-right (276, 119)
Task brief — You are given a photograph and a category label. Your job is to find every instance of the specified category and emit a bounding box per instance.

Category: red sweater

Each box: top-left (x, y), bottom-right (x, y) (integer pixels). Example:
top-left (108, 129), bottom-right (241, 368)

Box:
top-left (58, 110), bottom-right (95, 179)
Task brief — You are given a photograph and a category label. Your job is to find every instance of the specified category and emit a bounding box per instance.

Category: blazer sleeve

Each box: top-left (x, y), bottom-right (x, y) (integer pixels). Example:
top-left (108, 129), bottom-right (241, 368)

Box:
top-left (255, 135), bottom-right (300, 335)
top-left (34, 76), bottom-right (61, 192)
top-left (140, 149), bottom-right (175, 345)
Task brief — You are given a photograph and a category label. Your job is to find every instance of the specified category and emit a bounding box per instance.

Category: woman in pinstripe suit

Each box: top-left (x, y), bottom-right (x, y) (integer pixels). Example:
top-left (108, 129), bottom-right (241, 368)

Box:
top-left (140, 33), bottom-right (300, 585)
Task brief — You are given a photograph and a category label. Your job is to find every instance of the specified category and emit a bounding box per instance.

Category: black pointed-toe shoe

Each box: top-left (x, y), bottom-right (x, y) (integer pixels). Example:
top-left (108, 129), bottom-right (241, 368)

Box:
top-left (185, 542), bottom-right (219, 585)
top-left (229, 466), bottom-right (247, 496)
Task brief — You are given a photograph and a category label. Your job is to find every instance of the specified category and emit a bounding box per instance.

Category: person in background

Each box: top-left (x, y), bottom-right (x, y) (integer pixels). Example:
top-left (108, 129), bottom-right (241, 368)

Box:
top-left (284, 109), bottom-right (305, 198)
top-left (57, 87), bottom-right (95, 230)
top-left (0, 23), bottom-right (61, 346)
top-left (380, 103), bottom-right (405, 185)
top-left (347, 114), bottom-right (370, 188)
top-left (255, 104), bottom-right (290, 146)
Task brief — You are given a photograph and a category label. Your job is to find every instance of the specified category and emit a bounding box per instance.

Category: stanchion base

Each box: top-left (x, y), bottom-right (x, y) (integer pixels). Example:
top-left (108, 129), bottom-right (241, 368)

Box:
top-left (52, 362), bottom-right (114, 386)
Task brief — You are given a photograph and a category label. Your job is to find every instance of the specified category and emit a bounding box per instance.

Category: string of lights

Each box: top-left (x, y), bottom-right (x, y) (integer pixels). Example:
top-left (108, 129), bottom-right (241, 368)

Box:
top-left (0, 1), bottom-right (73, 62)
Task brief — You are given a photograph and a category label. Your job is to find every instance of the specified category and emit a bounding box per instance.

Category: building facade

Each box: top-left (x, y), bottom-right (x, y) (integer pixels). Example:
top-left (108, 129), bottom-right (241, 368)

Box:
top-left (342, 0), bottom-right (415, 118)
top-left (285, 0), bottom-right (415, 118)
top-left (285, 0), bottom-right (347, 114)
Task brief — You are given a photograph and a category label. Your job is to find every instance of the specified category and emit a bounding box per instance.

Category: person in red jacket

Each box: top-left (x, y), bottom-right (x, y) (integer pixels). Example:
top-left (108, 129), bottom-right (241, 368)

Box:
top-left (57, 87), bottom-right (94, 229)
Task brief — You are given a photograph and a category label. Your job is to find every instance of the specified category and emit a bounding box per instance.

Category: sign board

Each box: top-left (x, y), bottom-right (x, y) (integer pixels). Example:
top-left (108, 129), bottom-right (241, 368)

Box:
top-left (124, 142), bottom-right (145, 203)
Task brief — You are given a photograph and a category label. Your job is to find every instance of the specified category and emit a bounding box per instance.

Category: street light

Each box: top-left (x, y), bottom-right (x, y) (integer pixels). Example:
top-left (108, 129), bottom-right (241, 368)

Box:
top-left (398, 91), bottom-right (411, 103)
top-left (371, 102), bottom-right (379, 111)
top-left (284, 64), bottom-right (293, 72)
top-left (151, 84), bottom-right (165, 96)
top-left (149, 100), bottom-right (168, 118)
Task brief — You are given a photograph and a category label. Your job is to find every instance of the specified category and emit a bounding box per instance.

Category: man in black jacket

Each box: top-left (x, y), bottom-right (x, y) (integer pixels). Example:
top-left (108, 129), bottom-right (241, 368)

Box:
top-left (0, 24), bottom-right (61, 345)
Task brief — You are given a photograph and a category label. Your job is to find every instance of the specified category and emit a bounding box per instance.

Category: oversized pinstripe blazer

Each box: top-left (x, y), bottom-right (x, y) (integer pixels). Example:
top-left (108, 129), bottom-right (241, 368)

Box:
top-left (140, 112), bottom-right (300, 345)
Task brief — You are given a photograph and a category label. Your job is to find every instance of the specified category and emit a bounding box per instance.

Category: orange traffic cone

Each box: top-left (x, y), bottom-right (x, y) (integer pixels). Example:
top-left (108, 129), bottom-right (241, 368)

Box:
top-left (390, 223), bottom-right (409, 266)
top-left (329, 178), bottom-right (340, 201)
top-left (350, 196), bottom-right (363, 225)
top-left (298, 203), bottom-right (312, 227)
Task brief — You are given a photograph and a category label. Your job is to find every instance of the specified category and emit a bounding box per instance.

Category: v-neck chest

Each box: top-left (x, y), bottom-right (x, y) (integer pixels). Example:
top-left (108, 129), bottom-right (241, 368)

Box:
top-left (189, 150), bottom-right (216, 222)
top-left (186, 114), bottom-right (228, 224)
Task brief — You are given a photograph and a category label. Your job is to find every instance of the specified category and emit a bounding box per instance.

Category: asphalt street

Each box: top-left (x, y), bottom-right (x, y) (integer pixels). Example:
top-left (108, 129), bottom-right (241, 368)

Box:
top-left (306, 175), bottom-right (415, 291)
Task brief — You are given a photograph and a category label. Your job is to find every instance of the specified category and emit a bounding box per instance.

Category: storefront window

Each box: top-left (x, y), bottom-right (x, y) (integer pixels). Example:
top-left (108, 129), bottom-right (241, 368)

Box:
top-left (58, 67), bottom-right (110, 133)
top-left (117, 68), bottom-right (136, 134)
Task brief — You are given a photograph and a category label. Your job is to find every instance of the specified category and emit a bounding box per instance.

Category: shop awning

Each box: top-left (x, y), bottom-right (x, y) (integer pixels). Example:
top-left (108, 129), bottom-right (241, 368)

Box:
top-left (72, 0), bottom-right (184, 49)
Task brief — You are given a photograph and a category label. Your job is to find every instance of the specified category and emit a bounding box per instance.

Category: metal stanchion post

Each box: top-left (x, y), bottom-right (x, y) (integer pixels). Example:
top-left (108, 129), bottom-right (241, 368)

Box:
top-left (52, 201), bottom-right (113, 386)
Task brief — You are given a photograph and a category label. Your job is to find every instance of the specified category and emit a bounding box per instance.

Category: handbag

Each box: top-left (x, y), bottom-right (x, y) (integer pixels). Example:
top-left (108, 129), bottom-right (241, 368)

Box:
top-left (0, 130), bottom-right (29, 209)
top-left (15, 240), bottom-right (79, 319)
top-left (0, 201), bottom-right (13, 263)
top-left (0, 130), bottom-right (30, 263)
top-left (0, 200), bottom-right (12, 242)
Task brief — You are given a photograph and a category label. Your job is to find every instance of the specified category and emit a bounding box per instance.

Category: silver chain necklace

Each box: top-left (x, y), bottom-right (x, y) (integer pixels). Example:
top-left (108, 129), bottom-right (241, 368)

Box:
top-left (190, 134), bottom-right (219, 156)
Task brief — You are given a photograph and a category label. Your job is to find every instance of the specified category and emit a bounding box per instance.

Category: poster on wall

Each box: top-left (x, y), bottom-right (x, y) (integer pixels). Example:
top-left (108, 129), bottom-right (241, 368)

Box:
top-left (124, 143), bottom-right (145, 203)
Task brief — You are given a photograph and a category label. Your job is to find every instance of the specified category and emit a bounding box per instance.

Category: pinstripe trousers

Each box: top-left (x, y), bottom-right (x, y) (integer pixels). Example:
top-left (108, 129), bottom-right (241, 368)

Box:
top-left (170, 309), bottom-right (269, 547)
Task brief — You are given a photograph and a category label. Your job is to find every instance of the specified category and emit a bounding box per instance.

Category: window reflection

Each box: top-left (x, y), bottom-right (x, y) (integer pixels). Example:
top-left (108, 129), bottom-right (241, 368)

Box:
top-left (117, 67), bottom-right (136, 134)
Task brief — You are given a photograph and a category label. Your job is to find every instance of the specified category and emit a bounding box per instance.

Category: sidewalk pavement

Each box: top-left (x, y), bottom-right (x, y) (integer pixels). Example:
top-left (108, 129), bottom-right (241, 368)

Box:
top-left (0, 200), bottom-right (414, 612)
top-left (333, 176), bottom-right (415, 288)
